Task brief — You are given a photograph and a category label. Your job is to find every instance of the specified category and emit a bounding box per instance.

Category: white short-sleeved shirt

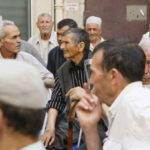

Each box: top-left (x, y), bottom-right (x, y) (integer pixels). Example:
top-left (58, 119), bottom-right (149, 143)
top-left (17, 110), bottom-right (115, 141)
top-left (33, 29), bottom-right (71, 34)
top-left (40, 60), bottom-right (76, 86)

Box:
top-left (103, 81), bottom-right (150, 150)
top-left (20, 141), bottom-right (46, 150)
top-left (0, 51), bottom-right (53, 78)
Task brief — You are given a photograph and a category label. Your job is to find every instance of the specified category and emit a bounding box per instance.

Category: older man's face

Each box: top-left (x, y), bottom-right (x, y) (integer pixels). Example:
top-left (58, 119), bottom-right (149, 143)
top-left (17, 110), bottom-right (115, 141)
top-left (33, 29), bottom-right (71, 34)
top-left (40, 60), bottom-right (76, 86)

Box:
top-left (0, 24), bottom-right (21, 54)
top-left (60, 33), bottom-right (81, 62)
top-left (86, 23), bottom-right (102, 42)
top-left (142, 46), bottom-right (150, 85)
top-left (37, 16), bottom-right (53, 35)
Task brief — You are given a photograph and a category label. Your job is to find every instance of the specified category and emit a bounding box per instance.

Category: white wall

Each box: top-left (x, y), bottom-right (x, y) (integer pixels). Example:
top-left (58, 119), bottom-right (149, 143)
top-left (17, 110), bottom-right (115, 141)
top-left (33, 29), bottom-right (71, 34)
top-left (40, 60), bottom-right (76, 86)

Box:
top-left (31, 0), bottom-right (53, 36)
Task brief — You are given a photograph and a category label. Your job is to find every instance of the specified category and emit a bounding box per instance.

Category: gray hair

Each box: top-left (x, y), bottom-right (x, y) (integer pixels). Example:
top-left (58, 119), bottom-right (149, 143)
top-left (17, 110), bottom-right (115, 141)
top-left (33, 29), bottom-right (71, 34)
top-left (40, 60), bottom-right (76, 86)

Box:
top-left (63, 28), bottom-right (90, 54)
top-left (0, 20), bottom-right (14, 38)
top-left (37, 13), bottom-right (52, 22)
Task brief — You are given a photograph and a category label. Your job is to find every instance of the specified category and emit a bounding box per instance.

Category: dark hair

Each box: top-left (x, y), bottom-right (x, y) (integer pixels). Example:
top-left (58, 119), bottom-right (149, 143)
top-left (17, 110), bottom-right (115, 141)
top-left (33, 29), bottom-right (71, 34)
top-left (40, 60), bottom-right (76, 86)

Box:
top-left (63, 28), bottom-right (90, 54)
top-left (94, 39), bottom-right (145, 82)
top-left (0, 102), bottom-right (45, 139)
top-left (57, 19), bottom-right (78, 29)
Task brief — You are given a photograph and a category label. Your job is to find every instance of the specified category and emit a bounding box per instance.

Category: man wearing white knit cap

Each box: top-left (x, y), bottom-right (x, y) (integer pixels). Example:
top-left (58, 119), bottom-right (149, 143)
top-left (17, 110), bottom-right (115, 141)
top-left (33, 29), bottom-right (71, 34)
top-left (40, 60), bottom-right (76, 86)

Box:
top-left (86, 16), bottom-right (105, 51)
top-left (0, 60), bottom-right (46, 150)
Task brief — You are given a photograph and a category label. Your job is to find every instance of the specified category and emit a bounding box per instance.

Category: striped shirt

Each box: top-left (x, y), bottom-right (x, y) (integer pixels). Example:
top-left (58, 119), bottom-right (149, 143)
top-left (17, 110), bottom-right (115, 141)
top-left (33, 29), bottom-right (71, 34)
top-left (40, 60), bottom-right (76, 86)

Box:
top-left (46, 57), bottom-right (88, 112)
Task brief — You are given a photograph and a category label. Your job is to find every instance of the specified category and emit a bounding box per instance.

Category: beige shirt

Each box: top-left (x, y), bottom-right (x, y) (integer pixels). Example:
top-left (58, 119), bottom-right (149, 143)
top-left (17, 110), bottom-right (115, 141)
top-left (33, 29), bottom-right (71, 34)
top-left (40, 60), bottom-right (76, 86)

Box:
top-left (28, 30), bottom-right (58, 64)
top-left (90, 37), bottom-right (105, 51)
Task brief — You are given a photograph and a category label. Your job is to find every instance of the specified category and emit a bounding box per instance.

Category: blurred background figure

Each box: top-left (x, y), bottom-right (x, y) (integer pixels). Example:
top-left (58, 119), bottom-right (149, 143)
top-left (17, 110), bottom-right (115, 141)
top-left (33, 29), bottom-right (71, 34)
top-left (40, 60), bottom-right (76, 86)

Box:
top-left (85, 16), bottom-right (105, 51)
top-left (0, 60), bottom-right (46, 150)
top-left (139, 38), bottom-right (150, 87)
top-left (28, 13), bottom-right (58, 64)
top-left (47, 18), bottom-right (78, 77)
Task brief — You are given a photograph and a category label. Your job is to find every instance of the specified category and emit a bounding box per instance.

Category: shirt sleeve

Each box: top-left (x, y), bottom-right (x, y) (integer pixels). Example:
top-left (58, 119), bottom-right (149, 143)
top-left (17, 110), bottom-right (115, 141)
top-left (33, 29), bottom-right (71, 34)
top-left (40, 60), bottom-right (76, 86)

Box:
top-left (21, 52), bottom-right (54, 78)
top-left (46, 73), bottom-right (66, 112)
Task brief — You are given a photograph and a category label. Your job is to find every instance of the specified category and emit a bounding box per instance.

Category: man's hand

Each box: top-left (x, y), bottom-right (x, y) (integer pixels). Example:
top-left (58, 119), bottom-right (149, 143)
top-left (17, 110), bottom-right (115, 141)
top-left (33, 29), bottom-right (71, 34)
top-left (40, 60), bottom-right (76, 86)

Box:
top-left (75, 83), bottom-right (102, 129)
top-left (66, 86), bottom-right (86, 101)
top-left (75, 83), bottom-right (102, 150)
top-left (40, 127), bottom-right (55, 147)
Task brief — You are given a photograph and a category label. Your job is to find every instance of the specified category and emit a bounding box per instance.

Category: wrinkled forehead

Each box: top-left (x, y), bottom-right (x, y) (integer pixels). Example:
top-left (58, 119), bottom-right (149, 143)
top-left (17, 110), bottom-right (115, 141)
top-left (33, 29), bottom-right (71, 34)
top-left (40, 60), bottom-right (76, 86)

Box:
top-left (38, 16), bottom-right (51, 22)
top-left (4, 24), bottom-right (20, 37)
top-left (86, 23), bottom-right (100, 29)
top-left (62, 33), bottom-right (74, 42)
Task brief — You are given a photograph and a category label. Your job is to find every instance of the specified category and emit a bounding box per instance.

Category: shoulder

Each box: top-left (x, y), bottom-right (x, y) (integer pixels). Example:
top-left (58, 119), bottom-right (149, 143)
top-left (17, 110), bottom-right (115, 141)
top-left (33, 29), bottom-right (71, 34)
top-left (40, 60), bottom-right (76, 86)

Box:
top-left (48, 46), bottom-right (60, 58)
top-left (18, 51), bottom-right (37, 60)
top-left (123, 86), bottom-right (150, 117)
top-left (57, 60), bottom-right (71, 73)
top-left (21, 40), bottom-right (36, 52)
top-left (28, 34), bottom-right (40, 44)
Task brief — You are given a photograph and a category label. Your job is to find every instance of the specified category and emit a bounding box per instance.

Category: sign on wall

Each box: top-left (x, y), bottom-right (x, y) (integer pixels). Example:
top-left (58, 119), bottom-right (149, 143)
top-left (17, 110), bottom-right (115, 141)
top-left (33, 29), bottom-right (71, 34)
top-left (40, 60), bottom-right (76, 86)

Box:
top-left (65, 3), bottom-right (78, 11)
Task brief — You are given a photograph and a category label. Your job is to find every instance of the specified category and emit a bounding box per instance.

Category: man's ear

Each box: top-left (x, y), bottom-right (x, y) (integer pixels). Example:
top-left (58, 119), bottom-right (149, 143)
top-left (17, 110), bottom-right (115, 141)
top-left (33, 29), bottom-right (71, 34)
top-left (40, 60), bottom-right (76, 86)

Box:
top-left (36, 22), bottom-right (40, 29)
top-left (99, 27), bottom-right (102, 35)
top-left (109, 68), bottom-right (122, 85)
top-left (0, 109), bottom-right (6, 130)
top-left (78, 42), bottom-right (85, 53)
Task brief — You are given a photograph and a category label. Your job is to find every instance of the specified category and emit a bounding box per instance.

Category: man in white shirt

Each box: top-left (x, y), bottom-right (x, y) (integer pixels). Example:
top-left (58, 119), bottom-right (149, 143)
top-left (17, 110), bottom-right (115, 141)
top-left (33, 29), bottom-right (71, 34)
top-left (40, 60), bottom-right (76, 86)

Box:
top-left (28, 13), bottom-right (58, 64)
top-left (85, 16), bottom-right (105, 51)
top-left (0, 60), bottom-right (46, 150)
top-left (75, 40), bottom-right (150, 150)
top-left (0, 20), bottom-right (54, 89)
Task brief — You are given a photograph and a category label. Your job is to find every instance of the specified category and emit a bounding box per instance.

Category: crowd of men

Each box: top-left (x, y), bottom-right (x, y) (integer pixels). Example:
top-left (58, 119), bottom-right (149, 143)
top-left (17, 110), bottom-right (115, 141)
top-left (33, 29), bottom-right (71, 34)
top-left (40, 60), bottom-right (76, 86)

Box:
top-left (0, 12), bottom-right (150, 150)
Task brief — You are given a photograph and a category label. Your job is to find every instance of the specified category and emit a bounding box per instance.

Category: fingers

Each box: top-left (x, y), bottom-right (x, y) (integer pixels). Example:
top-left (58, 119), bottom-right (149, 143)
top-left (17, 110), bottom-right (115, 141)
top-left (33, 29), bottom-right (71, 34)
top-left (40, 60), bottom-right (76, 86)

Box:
top-left (66, 87), bottom-right (86, 101)
top-left (40, 131), bottom-right (55, 147)
top-left (49, 136), bottom-right (55, 145)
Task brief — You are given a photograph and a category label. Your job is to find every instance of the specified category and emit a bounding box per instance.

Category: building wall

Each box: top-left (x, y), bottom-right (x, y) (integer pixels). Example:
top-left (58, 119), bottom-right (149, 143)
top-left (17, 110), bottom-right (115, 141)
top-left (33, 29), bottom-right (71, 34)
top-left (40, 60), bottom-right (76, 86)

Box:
top-left (31, 0), bottom-right (53, 36)
top-left (31, 0), bottom-right (85, 35)
top-left (84, 0), bottom-right (150, 42)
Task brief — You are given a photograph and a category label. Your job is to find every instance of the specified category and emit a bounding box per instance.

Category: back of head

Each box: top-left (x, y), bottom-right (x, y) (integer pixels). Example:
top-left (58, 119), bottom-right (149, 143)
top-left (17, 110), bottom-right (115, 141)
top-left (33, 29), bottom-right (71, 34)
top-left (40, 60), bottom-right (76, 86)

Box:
top-left (63, 28), bottom-right (90, 53)
top-left (0, 60), bottom-right (46, 137)
top-left (57, 18), bottom-right (78, 29)
top-left (86, 16), bottom-right (102, 27)
top-left (94, 39), bottom-right (145, 82)
top-left (0, 60), bottom-right (46, 109)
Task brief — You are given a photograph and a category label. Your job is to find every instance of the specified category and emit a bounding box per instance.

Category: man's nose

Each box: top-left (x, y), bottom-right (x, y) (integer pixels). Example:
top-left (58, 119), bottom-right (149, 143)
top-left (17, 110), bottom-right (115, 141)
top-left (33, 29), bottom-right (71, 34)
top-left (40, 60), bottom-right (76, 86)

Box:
top-left (60, 43), bottom-right (65, 50)
top-left (145, 63), bottom-right (149, 74)
top-left (17, 36), bottom-right (21, 43)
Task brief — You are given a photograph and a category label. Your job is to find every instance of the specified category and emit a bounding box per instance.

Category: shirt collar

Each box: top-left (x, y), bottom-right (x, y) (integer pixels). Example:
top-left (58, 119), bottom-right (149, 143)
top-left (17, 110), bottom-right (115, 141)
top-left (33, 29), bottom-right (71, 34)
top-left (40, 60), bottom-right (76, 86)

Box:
top-left (36, 31), bottom-right (56, 44)
top-left (70, 50), bottom-right (90, 70)
top-left (107, 81), bottom-right (143, 123)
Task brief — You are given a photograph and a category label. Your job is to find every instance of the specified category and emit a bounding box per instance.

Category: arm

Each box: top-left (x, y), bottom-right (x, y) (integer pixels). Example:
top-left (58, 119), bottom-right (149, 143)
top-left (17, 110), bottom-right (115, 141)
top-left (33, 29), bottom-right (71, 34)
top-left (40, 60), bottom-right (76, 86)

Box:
top-left (40, 108), bottom-right (58, 147)
top-left (40, 74), bottom-right (65, 146)
top-left (75, 83), bottom-right (102, 150)
top-left (43, 77), bottom-right (55, 88)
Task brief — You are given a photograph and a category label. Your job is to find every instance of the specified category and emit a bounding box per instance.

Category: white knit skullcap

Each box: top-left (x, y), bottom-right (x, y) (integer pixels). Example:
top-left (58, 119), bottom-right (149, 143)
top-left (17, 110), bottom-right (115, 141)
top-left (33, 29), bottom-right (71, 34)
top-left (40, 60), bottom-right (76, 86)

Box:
top-left (0, 60), bottom-right (46, 109)
top-left (86, 16), bottom-right (102, 27)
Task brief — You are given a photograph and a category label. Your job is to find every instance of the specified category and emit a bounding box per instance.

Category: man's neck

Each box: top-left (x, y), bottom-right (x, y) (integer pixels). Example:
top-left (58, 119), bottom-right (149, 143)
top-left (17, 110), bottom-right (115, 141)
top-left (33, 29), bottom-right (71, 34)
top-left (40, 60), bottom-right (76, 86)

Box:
top-left (0, 129), bottom-right (37, 150)
top-left (41, 33), bottom-right (51, 40)
top-left (71, 53), bottom-right (84, 65)
top-left (91, 37), bottom-right (101, 48)
top-left (1, 48), bottom-right (17, 59)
